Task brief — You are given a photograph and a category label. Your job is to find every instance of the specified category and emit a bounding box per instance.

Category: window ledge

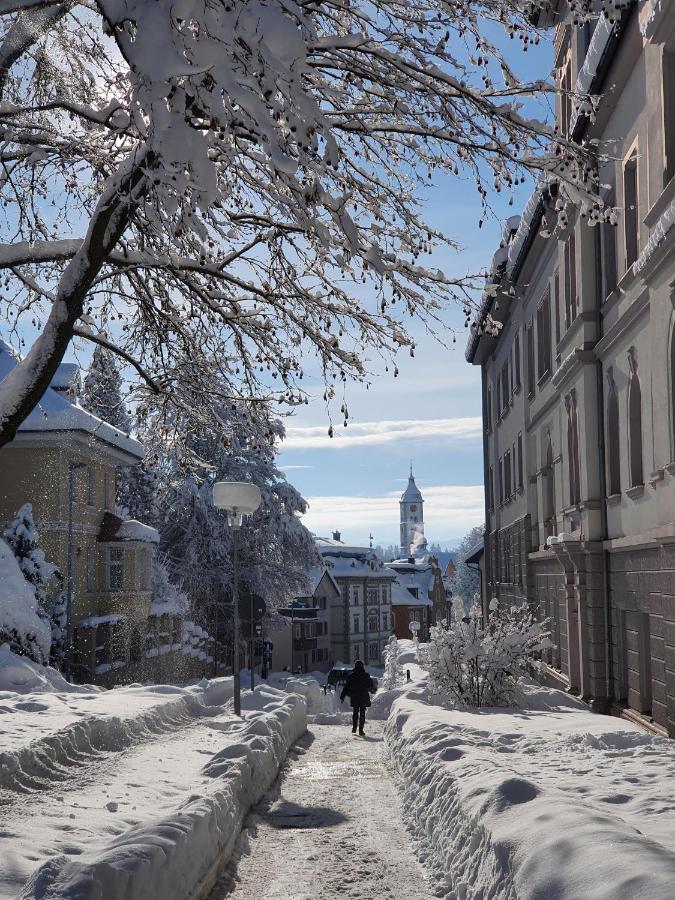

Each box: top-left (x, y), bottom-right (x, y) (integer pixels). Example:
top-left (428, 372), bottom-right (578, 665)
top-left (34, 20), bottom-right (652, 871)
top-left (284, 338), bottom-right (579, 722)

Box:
top-left (649, 469), bottom-right (664, 486)
top-left (626, 484), bottom-right (644, 500)
top-left (605, 493), bottom-right (622, 506)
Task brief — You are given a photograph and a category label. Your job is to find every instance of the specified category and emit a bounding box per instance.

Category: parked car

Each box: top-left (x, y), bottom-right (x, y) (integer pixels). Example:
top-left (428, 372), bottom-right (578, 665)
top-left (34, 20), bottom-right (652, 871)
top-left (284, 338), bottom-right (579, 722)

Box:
top-left (324, 666), bottom-right (379, 695)
top-left (324, 666), bottom-right (352, 691)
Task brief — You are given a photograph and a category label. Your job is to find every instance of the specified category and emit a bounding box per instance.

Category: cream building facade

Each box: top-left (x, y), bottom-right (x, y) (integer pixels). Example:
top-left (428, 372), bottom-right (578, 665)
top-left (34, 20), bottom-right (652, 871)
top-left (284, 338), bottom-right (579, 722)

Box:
top-left (467, 2), bottom-right (675, 737)
top-left (0, 343), bottom-right (158, 685)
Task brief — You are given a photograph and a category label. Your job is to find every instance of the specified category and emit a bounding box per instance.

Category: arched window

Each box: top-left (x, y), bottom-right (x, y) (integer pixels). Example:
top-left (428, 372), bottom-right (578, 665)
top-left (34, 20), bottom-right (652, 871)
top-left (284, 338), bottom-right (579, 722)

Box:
top-left (543, 434), bottom-right (556, 536)
top-left (628, 348), bottom-right (643, 487)
top-left (565, 391), bottom-right (581, 506)
top-left (606, 370), bottom-right (621, 495)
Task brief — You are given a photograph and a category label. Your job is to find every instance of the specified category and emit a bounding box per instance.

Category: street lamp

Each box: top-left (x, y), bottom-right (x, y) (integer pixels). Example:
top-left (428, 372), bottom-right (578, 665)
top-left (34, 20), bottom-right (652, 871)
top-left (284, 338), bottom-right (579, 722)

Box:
top-left (213, 481), bottom-right (261, 717)
top-left (64, 460), bottom-right (86, 682)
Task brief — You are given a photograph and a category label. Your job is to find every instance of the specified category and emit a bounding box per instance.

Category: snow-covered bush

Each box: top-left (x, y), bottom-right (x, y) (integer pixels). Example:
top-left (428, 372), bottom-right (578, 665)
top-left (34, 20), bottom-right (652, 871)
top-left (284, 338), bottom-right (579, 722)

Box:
top-left (419, 598), bottom-right (551, 708)
top-left (0, 539), bottom-right (51, 664)
top-left (382, 635), bottom-right (404, 689)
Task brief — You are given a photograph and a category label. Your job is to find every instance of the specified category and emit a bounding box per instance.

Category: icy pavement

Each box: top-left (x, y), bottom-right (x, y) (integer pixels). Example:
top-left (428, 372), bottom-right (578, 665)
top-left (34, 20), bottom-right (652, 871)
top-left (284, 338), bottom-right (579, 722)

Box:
top-left (210, 720), bottom-right (434, 900)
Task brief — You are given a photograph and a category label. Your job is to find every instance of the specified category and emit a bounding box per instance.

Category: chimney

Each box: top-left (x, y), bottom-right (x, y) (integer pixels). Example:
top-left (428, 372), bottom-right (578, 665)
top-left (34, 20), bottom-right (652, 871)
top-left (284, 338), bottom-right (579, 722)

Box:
top-left (332, 530), bottom-right (341, 542)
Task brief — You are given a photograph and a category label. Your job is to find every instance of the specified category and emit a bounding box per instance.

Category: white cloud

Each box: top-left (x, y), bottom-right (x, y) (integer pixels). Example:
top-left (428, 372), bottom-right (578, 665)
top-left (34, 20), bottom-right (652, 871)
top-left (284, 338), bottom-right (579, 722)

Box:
top-left (283, 417), bottom-right (482, 450)
top-left (279, 465), bottom-right (314, 470)
top-left (301, 484), bottom-right (484, 544)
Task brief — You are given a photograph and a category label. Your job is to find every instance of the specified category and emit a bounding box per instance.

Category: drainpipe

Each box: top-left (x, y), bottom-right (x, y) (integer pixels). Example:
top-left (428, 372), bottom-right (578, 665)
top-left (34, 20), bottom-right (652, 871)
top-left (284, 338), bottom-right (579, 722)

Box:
top-left (594, 224), bottom-right (612, 711)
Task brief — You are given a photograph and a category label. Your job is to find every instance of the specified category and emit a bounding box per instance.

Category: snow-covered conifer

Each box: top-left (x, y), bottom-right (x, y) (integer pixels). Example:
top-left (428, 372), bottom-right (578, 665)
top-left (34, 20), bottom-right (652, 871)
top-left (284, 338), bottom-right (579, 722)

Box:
top-left (382, 635), bottom-right (403, 690)
top-left (3, 503), bottom-right (59, 609)
top-left (153, 393), bottom-right (318, 628)
top-left (419, 597), bottom-right (551, 708)
top-left (0, 538), bottom-right (51, 664)
top-left (49, 591), bottom-right (68, 669)
top-left (81, 346), bottom-right (131, 434)
top-left (0, 1), bottom-right (607, 449)
top-left (448, 525), bottom-right (484, 616)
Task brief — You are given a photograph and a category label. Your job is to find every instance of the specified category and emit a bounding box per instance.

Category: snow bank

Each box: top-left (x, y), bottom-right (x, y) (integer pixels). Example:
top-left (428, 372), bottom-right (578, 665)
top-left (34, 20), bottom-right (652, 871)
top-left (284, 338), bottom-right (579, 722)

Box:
top-left (0, 674), bottom-right (236, 793)
top-left (18, 688), bottom-right (306, 900)
top-left (386, 682), bottom-right (675, 900)
top-left (0, 539), bottom-right (51, 662)
top-left (0, 643), bottom-right (98, 694)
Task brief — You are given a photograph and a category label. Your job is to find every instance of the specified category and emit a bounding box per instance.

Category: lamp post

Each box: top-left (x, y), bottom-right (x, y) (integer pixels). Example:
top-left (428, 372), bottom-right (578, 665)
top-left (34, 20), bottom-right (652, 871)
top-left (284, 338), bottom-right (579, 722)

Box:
top-left (213, 481), bottom-right (261, 717)
top-left (64, 460), bottom-right (86, 682)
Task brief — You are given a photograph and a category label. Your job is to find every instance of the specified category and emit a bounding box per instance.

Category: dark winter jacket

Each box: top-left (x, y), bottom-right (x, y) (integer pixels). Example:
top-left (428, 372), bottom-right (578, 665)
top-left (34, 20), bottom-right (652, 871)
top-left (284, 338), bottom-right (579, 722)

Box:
top-left (340, 667), bottom-right (373, 708)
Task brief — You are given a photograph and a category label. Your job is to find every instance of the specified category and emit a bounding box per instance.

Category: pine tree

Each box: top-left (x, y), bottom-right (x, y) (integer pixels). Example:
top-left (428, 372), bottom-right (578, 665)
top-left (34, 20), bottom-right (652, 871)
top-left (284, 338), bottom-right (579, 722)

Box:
top-left (448, 525), bottom-right (484, 616)
top-left (49, 591), bottom-right (68, 669)
top-left (82, 346), bottom-right (132, 433)
top-left (81, 347), bottom-right (159, 524)
top-left (3, 503), bottom-right (60, 608)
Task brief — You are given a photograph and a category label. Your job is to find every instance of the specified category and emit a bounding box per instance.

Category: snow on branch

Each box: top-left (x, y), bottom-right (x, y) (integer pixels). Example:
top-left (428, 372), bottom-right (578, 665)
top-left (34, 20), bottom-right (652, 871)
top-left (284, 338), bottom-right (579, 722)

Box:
top-left (0, 0), bottom-right (600, 444)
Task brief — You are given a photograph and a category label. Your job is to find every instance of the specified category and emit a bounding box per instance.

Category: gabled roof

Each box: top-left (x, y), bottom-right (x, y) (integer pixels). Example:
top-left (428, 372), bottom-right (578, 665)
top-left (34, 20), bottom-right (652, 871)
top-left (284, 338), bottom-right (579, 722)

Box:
top-left (0, 342), bottom-right (143, 462)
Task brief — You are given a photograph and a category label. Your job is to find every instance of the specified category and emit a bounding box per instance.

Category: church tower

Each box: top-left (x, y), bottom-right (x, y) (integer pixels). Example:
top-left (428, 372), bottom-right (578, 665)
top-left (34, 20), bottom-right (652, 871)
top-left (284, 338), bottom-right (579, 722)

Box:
top-left (400, 467), bottom-right (426, 557)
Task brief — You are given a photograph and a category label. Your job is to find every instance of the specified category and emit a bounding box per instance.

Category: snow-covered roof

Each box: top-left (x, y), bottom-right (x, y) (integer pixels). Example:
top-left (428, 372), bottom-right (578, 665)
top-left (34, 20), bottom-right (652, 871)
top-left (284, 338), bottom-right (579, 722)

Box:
top-left (304, 566), bottom-right (340, 597)
top-left (390, 577), bottom-right (432, 608)
top-left (322, 554), bottom-right (395, 581)
top-left (117, 519), bottom-right (160, 544)
top-left (401, 473), bottom-right (423, 503)
top-left (0, 342), bottom-right (143, 462)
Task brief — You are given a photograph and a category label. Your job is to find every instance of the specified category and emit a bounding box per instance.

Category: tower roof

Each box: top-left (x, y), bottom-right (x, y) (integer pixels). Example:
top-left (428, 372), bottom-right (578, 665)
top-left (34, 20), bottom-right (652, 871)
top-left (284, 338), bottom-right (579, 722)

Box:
top-left (401, 471), bottom-right (423, 503)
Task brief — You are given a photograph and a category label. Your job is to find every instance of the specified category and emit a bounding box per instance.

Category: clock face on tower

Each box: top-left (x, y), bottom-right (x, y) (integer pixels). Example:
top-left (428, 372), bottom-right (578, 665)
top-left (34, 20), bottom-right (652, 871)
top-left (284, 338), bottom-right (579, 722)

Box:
top-left (410, 504), bottom-right (417, 512)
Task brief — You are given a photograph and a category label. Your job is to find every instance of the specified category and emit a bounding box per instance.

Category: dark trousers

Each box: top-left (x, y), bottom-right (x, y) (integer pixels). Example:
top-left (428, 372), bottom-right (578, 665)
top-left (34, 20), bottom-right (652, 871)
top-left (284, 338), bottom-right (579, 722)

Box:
top-left (352, 706), bottom-right (366, 732)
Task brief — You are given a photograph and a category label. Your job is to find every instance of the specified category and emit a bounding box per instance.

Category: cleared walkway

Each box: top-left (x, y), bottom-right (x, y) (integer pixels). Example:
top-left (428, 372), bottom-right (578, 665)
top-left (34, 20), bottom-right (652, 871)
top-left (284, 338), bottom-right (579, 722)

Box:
top-left (209, 721), bottom-right (435, 900)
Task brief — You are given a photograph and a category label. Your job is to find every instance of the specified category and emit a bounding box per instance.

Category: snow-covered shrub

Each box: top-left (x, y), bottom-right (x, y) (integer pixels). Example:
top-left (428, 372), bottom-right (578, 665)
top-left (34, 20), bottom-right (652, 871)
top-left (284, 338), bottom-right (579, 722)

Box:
top-left (382, 634), bottom-right (403, 689)
top-left (418, 597), bottom-right (551, 708)
top-left (0, 539), bottom-right (51, 664)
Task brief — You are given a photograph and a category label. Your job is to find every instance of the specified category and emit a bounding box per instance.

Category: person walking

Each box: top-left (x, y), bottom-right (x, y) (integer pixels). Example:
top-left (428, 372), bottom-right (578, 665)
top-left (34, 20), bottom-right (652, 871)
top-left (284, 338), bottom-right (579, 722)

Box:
top-left (340, 659), bottom-right (374, 735)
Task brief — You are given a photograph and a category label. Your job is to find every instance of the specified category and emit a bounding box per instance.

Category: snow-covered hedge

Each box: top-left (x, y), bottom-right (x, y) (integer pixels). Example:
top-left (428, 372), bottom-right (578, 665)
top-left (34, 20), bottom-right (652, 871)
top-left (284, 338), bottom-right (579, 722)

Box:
top-left (0, 539), bottom-right (51, 664)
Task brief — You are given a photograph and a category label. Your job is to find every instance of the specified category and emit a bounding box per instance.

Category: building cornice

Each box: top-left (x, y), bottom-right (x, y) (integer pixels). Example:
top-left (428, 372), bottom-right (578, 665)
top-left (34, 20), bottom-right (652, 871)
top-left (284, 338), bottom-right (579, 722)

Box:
top-left (595, 288), bottom-right (650, 358)
top-left (551, 349), bottom-right (596, 391)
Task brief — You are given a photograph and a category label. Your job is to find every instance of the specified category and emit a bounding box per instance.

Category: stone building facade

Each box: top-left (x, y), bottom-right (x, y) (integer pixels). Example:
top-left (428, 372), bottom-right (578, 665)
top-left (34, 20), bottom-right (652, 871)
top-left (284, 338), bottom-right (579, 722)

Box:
top-left (318, 536), bottom-right (395, 666)
top-left (467, 2), bottom-right (675, 736)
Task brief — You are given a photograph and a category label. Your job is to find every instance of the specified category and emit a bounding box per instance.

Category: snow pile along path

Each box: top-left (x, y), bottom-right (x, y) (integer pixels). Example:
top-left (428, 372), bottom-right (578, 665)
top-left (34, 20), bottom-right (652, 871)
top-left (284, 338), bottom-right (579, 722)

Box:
top-left (210, 720), bottom-right (433, 900)
top-left (0, 672), bottom-right (234, 793)
top-left (387, 682), bottom-right (675, 900)
top-left (18, 685), bottom-right (306, 900)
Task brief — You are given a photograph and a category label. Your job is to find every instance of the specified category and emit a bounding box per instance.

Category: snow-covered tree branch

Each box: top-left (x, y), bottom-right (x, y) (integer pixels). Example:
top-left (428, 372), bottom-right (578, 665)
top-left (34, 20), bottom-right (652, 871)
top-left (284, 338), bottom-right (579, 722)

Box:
top-left (0, 0), bottom-right (603, 445)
